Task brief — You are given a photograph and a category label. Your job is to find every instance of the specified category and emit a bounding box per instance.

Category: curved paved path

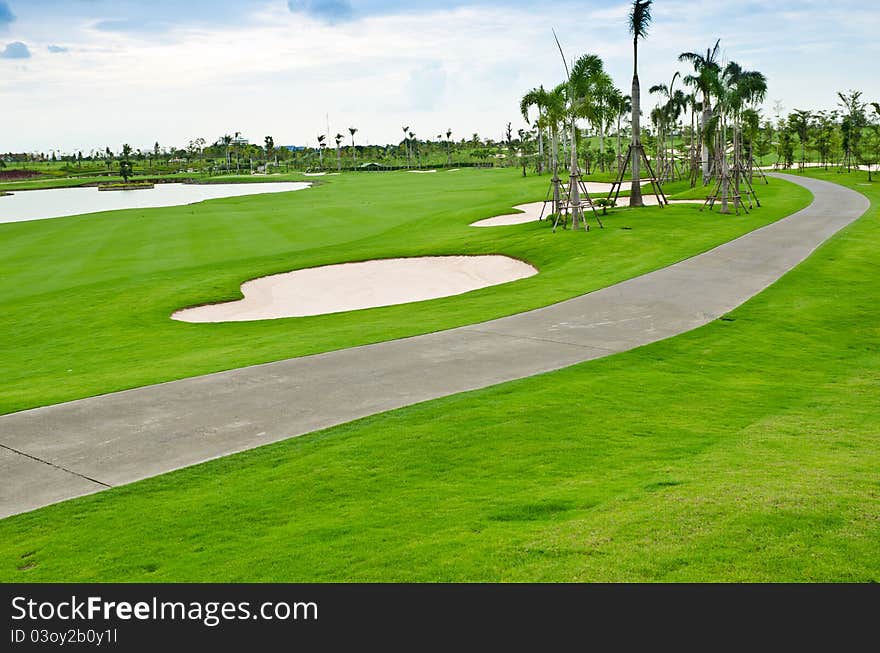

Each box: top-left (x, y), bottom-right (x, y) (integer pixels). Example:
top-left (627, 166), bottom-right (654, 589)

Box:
top-left (0, 174), bottom-right (869, 518)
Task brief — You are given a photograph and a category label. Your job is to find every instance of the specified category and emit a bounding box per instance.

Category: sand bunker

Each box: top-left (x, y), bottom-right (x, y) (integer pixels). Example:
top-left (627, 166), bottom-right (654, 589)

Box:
top-left (409, 170), bottom-right (437, 174)
top-left (472, 202), bottom-right (545, 227)
top-left (471, 194), bottom-right (702, 227)
top-left (172, 255), bottom-right (537, 322)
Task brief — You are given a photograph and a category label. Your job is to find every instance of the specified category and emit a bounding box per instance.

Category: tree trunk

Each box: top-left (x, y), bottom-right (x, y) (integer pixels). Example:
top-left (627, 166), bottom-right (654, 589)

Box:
top-left (690, 109), bottom-right (697, 187)
top-left (629, 39), bottom-right (644, 207)
top-left (720, 116), bottom-right (730, 214)
top-left (537, 126), bottom-right (544, 174)
top-left (598, 122), bottom-right (605, 173)
top-left (570, 118), bottom-right (583, 229)
top-left (551, 129), bottom-right (561, 215)
top-left (702, 94), bottom-right (712, 184)
top-left (616, 115), bottom-right (622, 173)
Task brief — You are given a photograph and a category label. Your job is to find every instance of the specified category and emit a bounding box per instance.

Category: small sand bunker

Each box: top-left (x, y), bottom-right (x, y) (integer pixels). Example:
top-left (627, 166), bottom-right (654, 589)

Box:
top-left (472, 202), bottom-right (545, 227)
top-left (471, 194), bottom-right (704, 227)
top-left (409, 170), bottom-right (437, 174)
top-left (172, 255), bottom-right (537, 322)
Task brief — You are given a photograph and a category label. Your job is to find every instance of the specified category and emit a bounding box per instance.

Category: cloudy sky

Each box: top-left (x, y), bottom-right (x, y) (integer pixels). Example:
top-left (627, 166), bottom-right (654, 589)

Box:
top-left (1, 0), bottom-right (877, 153)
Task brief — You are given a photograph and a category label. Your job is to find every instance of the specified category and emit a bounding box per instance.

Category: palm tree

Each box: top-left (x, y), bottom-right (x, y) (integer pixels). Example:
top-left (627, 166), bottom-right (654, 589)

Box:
top-left (402, 125), bottom-right (410, 167)
top-left (566, 52), bottom-right (609, 227)
top-left (119, 143), bottom-right (133, 182)
top-left (707, 61), bottom-right (767, 213)
top-left (521, 86), bottom-right (550, 174)
top-left (679, 39), bottom-right (722, 184)
top-left (446, 128), bottom-right (453, 165)
top-left (316, 134), bottom-right (327, 168)
top-left (408, 131), bottom-right (419, 167)
top-left (612, 92), bottom-right (631, 172)
top-left (649, 72), bottom-right (682, 179)
top-left (628, 0), bottom-right (652, 207)
top-left (222, 134), bottom-right (232, 168)
top-left (684, 90), bottom-right (701, 185)
top-left (233, 131), bottom-right (243, 170)
top-left (335, 133), bottom-right (344, 171)
top-left (740, 107), bottom-right (761, 180)
top-left (543, 85), bottom-right (567, 215)
top-left (348, 127), bottom-right (358, 163)
top-left (264, 135), bottom-right (274, 169)
top-left (592, 73), bottom-right (617, 172)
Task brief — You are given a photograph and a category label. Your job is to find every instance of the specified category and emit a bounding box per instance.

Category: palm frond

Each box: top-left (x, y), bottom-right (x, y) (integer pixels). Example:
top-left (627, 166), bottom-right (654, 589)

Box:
top-left (649, 83), bottom-right (669, 96)
top-left (628, 0), bottom-right (652, 39)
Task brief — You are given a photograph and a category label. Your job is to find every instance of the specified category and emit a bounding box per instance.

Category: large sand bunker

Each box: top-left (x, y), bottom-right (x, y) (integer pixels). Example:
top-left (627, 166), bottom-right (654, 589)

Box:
top-left (172, 255), bottom-right (537, 322)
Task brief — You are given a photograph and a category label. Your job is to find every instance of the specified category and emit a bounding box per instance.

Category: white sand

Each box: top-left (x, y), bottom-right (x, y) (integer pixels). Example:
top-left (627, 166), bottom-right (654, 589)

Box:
top-left (470, 193), bottom-right (702, 227)
top-left (303, 172), bottom-right (327, 176)
top-left (172, 255), bottom-right (538, 322)
top-left (471, 202), bottom-right (545, 227)
top-left (409, 170), bottom-right (437, 174)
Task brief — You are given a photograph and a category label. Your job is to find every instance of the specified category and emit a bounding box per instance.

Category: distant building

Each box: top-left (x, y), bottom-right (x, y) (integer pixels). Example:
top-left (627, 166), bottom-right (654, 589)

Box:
top-left (282, 145), bottom-right (306, 152)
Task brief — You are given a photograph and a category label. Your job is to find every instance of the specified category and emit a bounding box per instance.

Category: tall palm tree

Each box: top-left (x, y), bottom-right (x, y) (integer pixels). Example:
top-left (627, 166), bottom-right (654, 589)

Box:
top-left (335, 133), bottom-right (344, 171)
top-left (409, 131), bottom-right (418, 167)
top-left (446, 128), bottom-right (453, 165)
top-left (120, 143), bottom-right (133, 182)
top-left (316, 134), bottom-right (327, 168)
top-left (649, 72), bottom-right (682, 178)
top-left (684, 90), bottom-right (701, 185)
top-left (592, 73), bottom-right (617, 172)
top-left (222, 134), bottom-right (232, 167)
top-left (707, 62), bottom-right (767, 213)
top-left (402, 125), bottom-right (410, 167)
top-left (679, 39), bottom-right (722, 184)
top-left (741, 107), bottom-right (762, 180)
top-left (348, 127), bottom-right (358, 163)
top-left (542, 84), bottom-right (567, 215)
top-left (612, 92), bottom-right (631, 172)
top-left (628, 0), bottom-right (652, 207)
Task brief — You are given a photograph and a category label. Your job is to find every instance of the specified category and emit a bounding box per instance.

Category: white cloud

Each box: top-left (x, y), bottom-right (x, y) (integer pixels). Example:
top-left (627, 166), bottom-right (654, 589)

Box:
top-left (0, 0), bottom-right (878, 152)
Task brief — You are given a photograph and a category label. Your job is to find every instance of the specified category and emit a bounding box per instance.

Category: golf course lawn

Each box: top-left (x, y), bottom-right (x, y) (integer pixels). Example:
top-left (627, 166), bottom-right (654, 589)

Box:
top-left (0, 168), bottom-right (808, 414)
top-left (0, 170), bottom-right (876, 582)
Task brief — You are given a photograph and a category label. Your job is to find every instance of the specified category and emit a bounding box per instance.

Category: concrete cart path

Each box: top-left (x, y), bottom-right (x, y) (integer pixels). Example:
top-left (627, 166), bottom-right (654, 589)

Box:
top-left (0, 174), bottom-right (869, 519)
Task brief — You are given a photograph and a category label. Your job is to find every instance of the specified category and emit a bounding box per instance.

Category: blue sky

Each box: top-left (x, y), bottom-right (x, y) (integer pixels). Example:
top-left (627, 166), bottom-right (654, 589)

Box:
top-left (1, 0), bottom-right (878, 153)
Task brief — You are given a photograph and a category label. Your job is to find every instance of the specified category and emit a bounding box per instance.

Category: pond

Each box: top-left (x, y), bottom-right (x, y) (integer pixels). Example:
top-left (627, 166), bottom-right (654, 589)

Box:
top-left (0, 182), bottom-right (311, 224)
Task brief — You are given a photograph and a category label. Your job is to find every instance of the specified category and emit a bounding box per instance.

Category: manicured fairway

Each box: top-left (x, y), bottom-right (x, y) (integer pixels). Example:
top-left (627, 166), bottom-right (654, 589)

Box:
top-left (0, 169), bottom-right (808, 414)
top-left (0, 171), bottom-right (875, 582)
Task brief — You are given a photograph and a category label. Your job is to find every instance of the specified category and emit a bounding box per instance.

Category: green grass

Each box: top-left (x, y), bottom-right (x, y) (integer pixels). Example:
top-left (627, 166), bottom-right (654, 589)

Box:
top-left (0, 170), bottom-right (876, 582)
top-left (0, 168), bottom-right (808, 415)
